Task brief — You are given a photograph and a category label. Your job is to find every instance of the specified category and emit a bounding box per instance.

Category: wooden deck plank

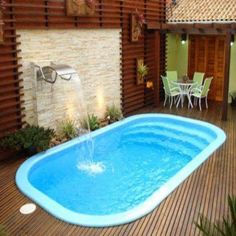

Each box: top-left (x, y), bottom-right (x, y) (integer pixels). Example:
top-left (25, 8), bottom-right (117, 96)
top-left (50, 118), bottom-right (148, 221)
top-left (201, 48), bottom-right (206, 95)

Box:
top-left (0, 102), bottom-right (235, 236)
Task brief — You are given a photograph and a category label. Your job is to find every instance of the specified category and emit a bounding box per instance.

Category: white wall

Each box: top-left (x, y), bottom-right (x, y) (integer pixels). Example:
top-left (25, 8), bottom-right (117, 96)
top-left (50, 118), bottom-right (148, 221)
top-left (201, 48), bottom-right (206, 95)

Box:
top-left (18, 29), bottom-right (121, 129)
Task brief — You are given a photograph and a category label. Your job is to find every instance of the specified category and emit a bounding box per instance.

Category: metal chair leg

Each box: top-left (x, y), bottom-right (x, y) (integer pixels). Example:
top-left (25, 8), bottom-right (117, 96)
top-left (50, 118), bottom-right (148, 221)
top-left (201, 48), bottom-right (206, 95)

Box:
top-left (188, 96), bottom-right (191, 109)
top-left (205, 96), bottom-right (208, 109)
top-left (181, 95), bottom-right (184, 108)
top-left (170, 96), bottom-right (173, 109)
top-left (176, 95), bottom-right (181, 108)
top-left (199, 98), bottom-right (202, 111)
top-left (164, 95), bottom-right (167, 107)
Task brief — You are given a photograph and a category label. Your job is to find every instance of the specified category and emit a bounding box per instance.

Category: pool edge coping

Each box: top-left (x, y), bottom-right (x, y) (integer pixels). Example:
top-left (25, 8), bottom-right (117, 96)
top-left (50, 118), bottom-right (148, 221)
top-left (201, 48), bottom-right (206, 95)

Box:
top-left (15, 114), bottom-right (226, 227)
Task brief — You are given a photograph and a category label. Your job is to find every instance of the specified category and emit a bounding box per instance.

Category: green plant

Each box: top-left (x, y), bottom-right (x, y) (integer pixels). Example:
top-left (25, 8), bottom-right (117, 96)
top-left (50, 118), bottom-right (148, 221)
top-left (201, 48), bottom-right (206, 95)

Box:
top-left (57, 120), bottom-right (78, 140)
top-left (105, 104), bottom-right (123, 123)
top-left (0, 224), bottom-right (7, 236)
top-left (135, 9), bottom-right (146, 27)
top-left (138, 63), bottom-right (149, 78)
top-left (196, 195), bottom-right (236, 236)
top-left (0, 125), bottom-right (55, 154)
top-left (80, 114), bottom-right (101, 131)
top-left (85, 0), bottom-right (95, 10)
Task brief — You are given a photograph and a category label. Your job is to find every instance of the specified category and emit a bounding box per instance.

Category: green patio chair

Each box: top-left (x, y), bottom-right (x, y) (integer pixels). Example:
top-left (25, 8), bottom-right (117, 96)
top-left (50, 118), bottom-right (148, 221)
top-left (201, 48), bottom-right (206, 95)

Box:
top-left (161, 75), bottom-right (182, 108)
top-left (166, 71), bottom-right (178, 88)
top-left (192, 72), bottom-right (205, 89)
top-left (191, 77), bottom-right (213, 111)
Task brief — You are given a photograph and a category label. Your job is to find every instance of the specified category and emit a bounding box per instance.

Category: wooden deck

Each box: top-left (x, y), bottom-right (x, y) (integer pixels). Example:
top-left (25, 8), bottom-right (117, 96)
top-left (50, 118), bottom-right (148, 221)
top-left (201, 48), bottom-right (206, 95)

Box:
top-left (1, 102), bottom-right (236, 236)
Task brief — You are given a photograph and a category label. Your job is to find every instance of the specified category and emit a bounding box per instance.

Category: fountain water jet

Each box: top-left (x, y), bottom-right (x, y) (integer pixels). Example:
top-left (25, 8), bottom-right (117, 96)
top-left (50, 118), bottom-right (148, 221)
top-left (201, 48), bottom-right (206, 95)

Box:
top-left (77, 161), bottom-right (106, 175)
top-left (69, 70), bottom-right (106, 175)
top-left (33, 62), bottom-right (106, 175)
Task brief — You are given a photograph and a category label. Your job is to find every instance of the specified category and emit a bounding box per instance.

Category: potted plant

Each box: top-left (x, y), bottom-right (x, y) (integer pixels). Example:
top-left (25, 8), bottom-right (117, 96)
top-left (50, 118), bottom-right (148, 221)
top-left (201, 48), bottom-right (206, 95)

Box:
top-left (85, 0), bottom-right (95, 15)
top-left (135, 9), bottom-right (146, 28)
top-left (0, 125), bottom-right (55, 156)
top-left (0, 0), bottom-right (6, 11)
top-left (131, 9), bottom-right (146, 42)
top-left (0, 0), bottom-right (6, 44)
top-left (137, 60), bottom-right (149, 84)
top-left (105, 104), bottom-right (123, 124)
top-left (57, 119), bottom-right (78, 141)
top-left (85, 0), bottom-right (95, 10)
top-left (138, 62), bottom-right (148, 78)
top-left (80, 114), bottom-right (101, 131)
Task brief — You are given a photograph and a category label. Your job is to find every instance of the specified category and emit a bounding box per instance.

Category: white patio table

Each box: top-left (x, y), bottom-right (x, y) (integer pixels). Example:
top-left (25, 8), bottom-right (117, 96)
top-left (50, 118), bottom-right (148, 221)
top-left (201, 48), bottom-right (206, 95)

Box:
top-left (172, 80), bottom-right (197, 108)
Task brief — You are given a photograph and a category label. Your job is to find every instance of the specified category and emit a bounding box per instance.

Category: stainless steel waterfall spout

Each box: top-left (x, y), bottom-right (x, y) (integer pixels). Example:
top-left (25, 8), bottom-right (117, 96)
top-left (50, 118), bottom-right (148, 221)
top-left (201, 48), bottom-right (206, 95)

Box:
top-left (34, 63), bottom-right (77, 84)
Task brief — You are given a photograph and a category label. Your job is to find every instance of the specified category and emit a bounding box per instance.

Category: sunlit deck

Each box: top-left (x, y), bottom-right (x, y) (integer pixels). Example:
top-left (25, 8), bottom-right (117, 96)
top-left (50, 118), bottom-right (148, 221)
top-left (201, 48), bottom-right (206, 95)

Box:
top-left (1, 102), bottom-right (235, 236)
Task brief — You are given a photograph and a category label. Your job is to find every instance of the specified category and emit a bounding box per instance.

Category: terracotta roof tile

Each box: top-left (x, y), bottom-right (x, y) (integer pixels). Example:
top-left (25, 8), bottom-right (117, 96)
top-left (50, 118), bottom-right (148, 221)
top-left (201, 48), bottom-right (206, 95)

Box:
top-left (167, 0), bottom-right (236, 23)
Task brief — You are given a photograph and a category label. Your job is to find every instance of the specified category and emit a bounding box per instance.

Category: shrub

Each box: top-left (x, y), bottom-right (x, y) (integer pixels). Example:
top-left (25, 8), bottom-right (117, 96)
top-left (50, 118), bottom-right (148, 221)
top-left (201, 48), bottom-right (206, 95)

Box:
top-left (57, 120), bottom-right (78, 140)
top-left (0, 125), bottom-right (55, 154)
top-left (196, 195), bottom-right (236, 236)
top-left (137, 63), bottom-right (149, 78)
top-left (105, 104), bottom-right (123, 124)
top-left (80, 114), bottom-right (101, 131)
top-left (0, 225), bottom-right (7, 236)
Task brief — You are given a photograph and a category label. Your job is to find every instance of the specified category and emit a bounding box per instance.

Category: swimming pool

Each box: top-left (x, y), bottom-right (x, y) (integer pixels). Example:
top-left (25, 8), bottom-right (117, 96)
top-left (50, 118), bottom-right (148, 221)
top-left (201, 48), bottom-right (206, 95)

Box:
top-left (16, 114), bottom-right (226, 227)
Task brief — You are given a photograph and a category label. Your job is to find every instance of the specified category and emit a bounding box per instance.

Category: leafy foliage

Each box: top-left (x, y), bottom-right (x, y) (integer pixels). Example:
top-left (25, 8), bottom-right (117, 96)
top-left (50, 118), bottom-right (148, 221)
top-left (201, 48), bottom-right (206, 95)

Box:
top-left (0, 125), bottom-right (55, 153)
top-left (135, 9), bottom-right (146, 27)
top-left (137, 63), bottom-right (148, 78)
top-left (57, 120), bottom-right (78, 140)
top-left (80, 114), bottom-right (101, 131)
top-left (105, 104), bottom-right (123, 123)
top-left (85, 0), bottom-right (95, 9)
top-left (196, 196), bottom-right (236, 236)
top-left (0, 225), bottom-right (7, 236)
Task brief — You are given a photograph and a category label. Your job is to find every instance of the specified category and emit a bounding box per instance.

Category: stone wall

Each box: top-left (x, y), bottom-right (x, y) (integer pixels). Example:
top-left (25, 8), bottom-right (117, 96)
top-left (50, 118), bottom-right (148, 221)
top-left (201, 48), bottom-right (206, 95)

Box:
top-left (18, 29), bottom-right (121, 129)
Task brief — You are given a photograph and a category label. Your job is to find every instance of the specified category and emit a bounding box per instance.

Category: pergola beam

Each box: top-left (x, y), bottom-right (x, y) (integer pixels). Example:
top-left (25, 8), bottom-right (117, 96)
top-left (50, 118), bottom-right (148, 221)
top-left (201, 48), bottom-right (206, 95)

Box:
top-left (153, 31), bottom-right (161, 106)
top-left (148, 22), bottom-right (236, 34)
top-left (222, 32), bottom-right (231, 121)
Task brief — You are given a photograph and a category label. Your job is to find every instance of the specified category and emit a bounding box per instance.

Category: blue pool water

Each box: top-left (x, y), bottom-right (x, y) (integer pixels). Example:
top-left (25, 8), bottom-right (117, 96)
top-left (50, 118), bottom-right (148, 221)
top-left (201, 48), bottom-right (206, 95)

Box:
top-left (16, 114), bottom-right (226, 227)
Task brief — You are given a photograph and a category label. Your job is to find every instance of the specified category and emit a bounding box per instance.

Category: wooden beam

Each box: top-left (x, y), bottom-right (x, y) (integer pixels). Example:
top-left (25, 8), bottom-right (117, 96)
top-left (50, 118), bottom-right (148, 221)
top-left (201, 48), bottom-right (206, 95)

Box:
top-left (213, 23), bottom-right (231, 30)
top-left (153, 31), bottom-right (160, 106)
top-left (222, 32), bottom-right (231, 121)
top-left (146, 22), bottom-right (161, 30)
top-left (194, 23), bottom-right (213, 29)
top-left (159, 22), bottom-right (236, 34)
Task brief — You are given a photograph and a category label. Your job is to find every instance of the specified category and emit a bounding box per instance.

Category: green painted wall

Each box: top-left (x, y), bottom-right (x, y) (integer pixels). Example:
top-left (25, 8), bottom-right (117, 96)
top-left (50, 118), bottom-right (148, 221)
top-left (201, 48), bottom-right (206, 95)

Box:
top-left (167, 33), bottom-right (236, 102)
top-left (167, 33), bottom-right (188, 78)
top-left (166, 33), bottom-right (178, 71)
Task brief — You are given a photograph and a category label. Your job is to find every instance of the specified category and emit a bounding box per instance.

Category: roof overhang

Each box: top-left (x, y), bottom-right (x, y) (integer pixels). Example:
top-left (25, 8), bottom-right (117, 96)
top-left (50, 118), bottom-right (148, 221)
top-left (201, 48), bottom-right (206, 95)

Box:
top-left (147, 22), bottom-right (236, 34)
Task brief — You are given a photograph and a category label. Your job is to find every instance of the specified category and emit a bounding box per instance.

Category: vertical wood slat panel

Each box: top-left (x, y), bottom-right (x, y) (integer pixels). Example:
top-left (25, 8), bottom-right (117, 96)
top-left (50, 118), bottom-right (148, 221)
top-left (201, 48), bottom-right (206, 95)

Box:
top-left (0, 0), bottom-right (166, 137)
top-left (0, 0), bottom-right (23, 138)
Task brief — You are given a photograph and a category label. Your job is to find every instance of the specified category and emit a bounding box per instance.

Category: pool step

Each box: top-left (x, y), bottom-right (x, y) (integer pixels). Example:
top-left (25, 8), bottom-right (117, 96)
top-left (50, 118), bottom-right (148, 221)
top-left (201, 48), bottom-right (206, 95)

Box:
top-left (122, 128), bottom-right (209, 150)
top-left (125, 122), bottom-right (214, 144)
top-left (120, 133), bottom-right (202, 158)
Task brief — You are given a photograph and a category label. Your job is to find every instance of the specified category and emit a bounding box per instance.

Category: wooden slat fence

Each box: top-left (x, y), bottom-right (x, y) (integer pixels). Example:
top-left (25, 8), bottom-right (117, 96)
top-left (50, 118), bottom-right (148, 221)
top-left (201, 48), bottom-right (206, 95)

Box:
top-left (0, 0), bottom-right (166, 137)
